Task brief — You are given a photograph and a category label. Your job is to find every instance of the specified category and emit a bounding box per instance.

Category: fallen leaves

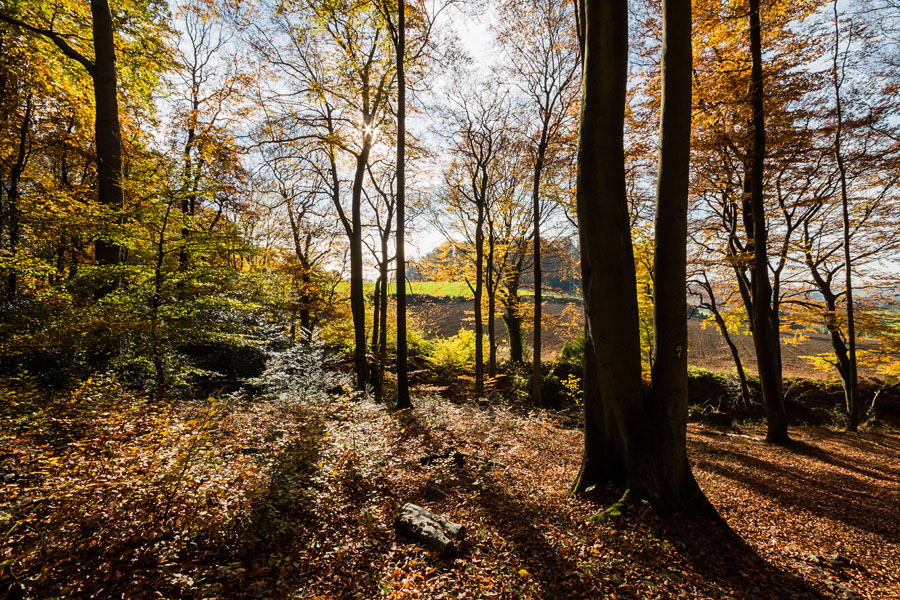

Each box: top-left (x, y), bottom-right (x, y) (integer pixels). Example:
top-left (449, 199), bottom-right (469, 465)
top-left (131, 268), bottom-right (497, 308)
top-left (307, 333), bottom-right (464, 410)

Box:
top-left (1, 379), bottom-right (898, 598)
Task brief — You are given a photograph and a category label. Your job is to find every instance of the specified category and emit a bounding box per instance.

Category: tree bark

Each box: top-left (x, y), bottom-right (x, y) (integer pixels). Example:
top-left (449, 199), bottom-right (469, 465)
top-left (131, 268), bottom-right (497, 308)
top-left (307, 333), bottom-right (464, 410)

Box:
top-left (6, 97), bottom-right (32, 300)
top-left (574, 0), bottom-right (716, 516)
top-left (487, 225), bottom-right (497, 378)
top-left (91, 0), bottom-right (125, 296)
top-left (372, 277), bottom-right (382, 361)
top-left (648, 0), bottom-right (712, 511)
top-left (532, 138), bottom-right (547, 406)
top-left (395, 0), bottom-right (412, 410)
top-left (474, 201), bottom-right (485, 397)
top-left (831, 0), bottom-right (859, 431)
top-left (351, 142), bottom-right (372, 391)
top-left (748, 0), bottom-right (789, 443)
top-left (503, 263), bottom-right (524, 364)
top-left (574, 0), bottom-right (638, 494)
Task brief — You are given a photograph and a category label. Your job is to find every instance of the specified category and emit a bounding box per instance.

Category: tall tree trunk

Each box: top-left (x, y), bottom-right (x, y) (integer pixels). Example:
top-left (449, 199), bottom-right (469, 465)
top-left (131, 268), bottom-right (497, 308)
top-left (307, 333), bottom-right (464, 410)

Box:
top-left (91, 0), bottom-right (125, 297)
top-left (395, 0), bottom-right (411, 410)
top-left (532, 139), bottom-right (547, 406)
top-left (376, 234), bottom-right (389, 402)
top-left (648, 0), bottom-right (711, 510)
top-left (832, 0), bottom-right (859, 431)
top-left (379, 262), bottom-right (388, 400)
top-left (503, 264), bottom-right (524, 364)
top-left (573, 0), bottom-right (638, 494)
top-left (474, 202), bottom-right (485, 397)
top-left (350, 142), bottom-right (372, 391)
top-left (180, 94), bottom-right (198, 270)
top-left (6, 97), bottom-right (32, 301)
top-left (299, 264), bottom-right (312, 341)
top-left (487, 226), bottom-right (497, 378)
top-left (574, 0), bottom-right (715, 516)
top-left (372, 277), bottom-right (382, 358)
top-left (748, 0), bottom-right (789, 443)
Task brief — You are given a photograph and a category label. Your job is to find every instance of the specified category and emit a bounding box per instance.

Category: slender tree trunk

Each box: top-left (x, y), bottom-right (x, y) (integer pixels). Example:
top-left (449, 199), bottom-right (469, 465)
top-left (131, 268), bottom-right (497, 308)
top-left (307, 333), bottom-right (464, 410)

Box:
top-left (648, 0), bottom-right (712, 511)
top-left (351, 143), bottom-right (372, 391)
top-left (532, 141), bottom-right (547, 406)
top-left (372, 277), bottom-right (382, 358)
top-left (832, 0), bottom-right (859, 431)
top-left (299, 266), bottom-right (312, 341)
top-left (395, 0), bottom-right (411, 410)
top-left (91, 0), bottom-right (125, 296)
top-left (748, 0), bottom-right (789, 443)
top-left (180, 97), bottom-right (198, 270)
top-left (474, 202), bottom-right (485, 397)
top-left (376, 235), bottom-right (389, 401)
top-left (487, 227), bottom-right (497, 378)
top-left (709, 306), bottom-right (751, 405)
top-left (503, 265), bottom-right (524, 364)
top-left (379, 262), bottom-right (388, 399)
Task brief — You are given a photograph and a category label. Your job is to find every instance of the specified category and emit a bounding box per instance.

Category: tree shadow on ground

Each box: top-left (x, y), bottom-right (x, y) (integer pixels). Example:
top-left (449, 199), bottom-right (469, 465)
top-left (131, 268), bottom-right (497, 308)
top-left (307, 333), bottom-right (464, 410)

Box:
top-left (669, 515), bottom-right (826, 600)
top-left (693, 444), bottom-right (900, 543)
top-left (463, 456), bottom-right (823, 599)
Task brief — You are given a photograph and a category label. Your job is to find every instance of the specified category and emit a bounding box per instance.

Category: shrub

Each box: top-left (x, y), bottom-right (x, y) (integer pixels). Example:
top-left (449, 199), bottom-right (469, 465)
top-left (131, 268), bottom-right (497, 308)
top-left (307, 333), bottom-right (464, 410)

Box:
top-left (559, 331), bottom-right (585, 366)
top-left (252, 340), bottom-right (343, 407)
top-left (425, 328), bottom-right (484, 375)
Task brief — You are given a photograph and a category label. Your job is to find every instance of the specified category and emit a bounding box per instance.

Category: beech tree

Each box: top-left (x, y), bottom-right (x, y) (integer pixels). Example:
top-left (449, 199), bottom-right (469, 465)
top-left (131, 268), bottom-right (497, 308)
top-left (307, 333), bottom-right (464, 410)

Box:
top-left (1, 1), bottom-right (124, 295)
top-left (574, 0), bottom-right (714, 514)
top-left (496, 0), bottom-right (579, 406)
top-left (436, 84), bottom-right (512, 396)
top-left (249, 0), bottom-right (397, 390)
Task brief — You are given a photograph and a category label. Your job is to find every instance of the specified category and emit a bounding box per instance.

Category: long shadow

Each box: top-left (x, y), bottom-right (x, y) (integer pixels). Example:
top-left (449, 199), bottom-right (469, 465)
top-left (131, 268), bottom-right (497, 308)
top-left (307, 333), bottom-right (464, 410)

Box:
top-left (470, 472), bottom-right (589, 598)
top-left (464, 445), bottom-right (822, 598)
top-left (668, 516), bottom-right (826, 600)
top-left (694, 446), bottom-right (900, 543)
top-left (785, 438), bottom-right (900, 482)
top-left (691, 428), bottom-right (900, 482)
top-left (195, 410), bottom-right (342, 599)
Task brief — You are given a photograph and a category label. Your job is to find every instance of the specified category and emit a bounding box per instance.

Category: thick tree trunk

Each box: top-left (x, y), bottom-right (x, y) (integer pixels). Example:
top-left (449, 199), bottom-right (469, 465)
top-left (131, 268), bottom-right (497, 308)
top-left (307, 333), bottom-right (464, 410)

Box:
top-left (575, 0), bottom-right (715, 516)
top-left (748, 0), bottom-right (789, 443)
top-left (395, 0), bottom-right (411, 410)
top-left (91, 0), bottom-right (124, 296)
top-left (573, 337), bottom-right (626, 491)
top-left (6, 97), bottom-right (32, 300)
top-left (574, 0), bottom-right (640, 494)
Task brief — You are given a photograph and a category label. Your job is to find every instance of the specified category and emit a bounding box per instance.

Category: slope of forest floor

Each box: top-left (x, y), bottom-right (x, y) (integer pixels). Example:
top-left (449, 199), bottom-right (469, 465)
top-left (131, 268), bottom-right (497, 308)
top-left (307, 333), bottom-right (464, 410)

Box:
top-left (1, 378), bottom-right (898, 599)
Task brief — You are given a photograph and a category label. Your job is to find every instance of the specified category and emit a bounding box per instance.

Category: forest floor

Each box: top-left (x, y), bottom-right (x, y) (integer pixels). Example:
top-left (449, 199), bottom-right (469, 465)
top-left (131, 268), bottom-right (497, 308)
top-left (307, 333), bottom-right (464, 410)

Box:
top-left (1, 379), bottom-right (899, 599)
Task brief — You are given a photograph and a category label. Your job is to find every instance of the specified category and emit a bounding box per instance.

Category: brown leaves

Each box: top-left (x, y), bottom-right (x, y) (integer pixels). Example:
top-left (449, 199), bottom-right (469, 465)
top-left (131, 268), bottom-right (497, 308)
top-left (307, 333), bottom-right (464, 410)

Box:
top-left (2, 379), bottom-right (898, 598)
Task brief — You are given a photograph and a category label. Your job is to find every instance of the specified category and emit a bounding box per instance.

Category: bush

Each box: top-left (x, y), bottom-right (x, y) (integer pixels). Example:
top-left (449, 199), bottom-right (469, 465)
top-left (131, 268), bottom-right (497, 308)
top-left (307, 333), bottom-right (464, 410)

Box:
top-left (425, 328), bottom-right (484, 375)
top-left (252, 340), bottom-right (344, 407)
top-left (559, 331), bottom-right (585, 366)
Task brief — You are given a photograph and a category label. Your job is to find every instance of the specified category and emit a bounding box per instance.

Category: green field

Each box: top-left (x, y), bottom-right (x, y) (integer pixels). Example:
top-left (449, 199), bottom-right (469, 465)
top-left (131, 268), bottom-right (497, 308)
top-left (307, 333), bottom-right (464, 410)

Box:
top-left (350, 280), bottom-right (581, 301)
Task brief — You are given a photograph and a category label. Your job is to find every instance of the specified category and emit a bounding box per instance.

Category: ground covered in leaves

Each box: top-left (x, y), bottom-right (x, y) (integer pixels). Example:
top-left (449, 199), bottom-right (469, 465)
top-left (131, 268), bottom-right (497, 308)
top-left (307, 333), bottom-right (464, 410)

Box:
top-left (1, 378), bottom-right (898, 599)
